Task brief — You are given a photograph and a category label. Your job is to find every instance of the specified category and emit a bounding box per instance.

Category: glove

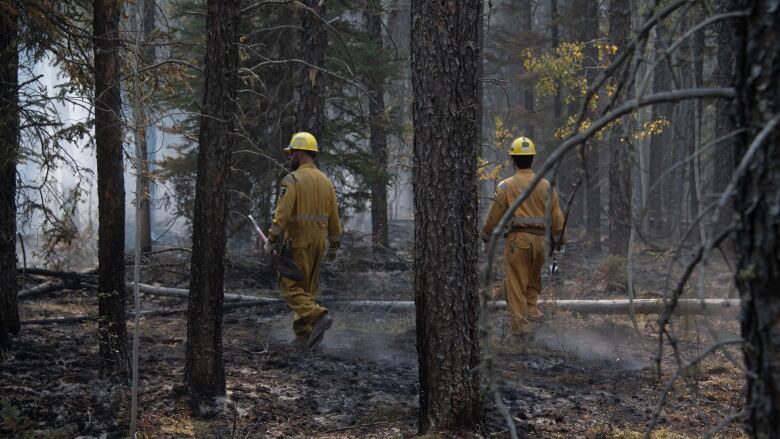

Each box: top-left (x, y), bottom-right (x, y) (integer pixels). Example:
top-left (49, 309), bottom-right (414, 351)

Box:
top-left (263, 240), bottom-right (280, 256)
top-left (325, 248), bottom-right (341, 264)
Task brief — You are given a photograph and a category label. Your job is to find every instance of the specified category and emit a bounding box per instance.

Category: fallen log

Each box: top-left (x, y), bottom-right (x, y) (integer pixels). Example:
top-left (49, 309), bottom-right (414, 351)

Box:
top-left (321, 298), bottom-right (741, 316)
top-left (131, 283), bottom-right (277, 303)
top-left (22, 298), bottom-right (739, 326)
top-left (21, 299), bottom-right (279, 326)
top-left (18, 267), bottom-right (97, 281)
top-left (17, 280), bottom-right (68, 299)
top-left (133, 285), bottom-right (740, 316)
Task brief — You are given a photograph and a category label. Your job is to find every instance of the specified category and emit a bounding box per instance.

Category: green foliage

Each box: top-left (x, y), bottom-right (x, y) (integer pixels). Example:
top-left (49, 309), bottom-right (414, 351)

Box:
top-left (599, 254), bottom-right (628, 292)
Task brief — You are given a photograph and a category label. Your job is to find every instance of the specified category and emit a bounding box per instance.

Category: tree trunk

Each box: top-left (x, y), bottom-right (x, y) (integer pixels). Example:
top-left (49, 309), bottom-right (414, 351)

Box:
top-left (296, 0), bottom-right (327, 136)
top-left (94, 0), bottom-right (129, 377)
top-left (520, 0), bottom-right (536, 139)
top-left (733, 1), bottom-right (780, 437)
top-left (137, 0), bottom-right (157, 254)
top-left (411, 0), bottom-right (483, 433)
top-left (550, 0), bottom-right (561, 120)
top-left (184, 0), bottom-right (239, 408)
top-left (0, 12), bottom-right (19, 347)
top-left (713, 0), bottom-right (737, 215)
top-left (648, 22), bottom-right (674, 236)
top-left (570, 0), bottom-right (600, 250)
top-left (607, 0), bottom-right (633, 257)
top-left (678, 13), bottom-right (699, 236)
top-left (366, 1), bottom-right (389, 251)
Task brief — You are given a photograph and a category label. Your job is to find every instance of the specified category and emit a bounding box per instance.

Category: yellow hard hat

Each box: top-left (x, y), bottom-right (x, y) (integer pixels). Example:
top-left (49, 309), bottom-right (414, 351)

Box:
top-left (284, 132), bottom-right (319, 153)
top-left (509, 136), bottom-right (536, 156)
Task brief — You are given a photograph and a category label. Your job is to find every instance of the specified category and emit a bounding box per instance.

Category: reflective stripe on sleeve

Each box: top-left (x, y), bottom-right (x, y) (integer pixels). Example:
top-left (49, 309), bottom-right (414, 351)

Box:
top-left (512, 216), bottom-right (546, 226)
top-left (291, 213), bottom-right (328, 223)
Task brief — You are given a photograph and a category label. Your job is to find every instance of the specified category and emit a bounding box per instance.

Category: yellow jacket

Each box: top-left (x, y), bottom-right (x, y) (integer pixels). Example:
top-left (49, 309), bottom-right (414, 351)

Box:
top-left (482, 169), bottom-right (564, 241)
top-left (269, 163), bottom-right (342, 248)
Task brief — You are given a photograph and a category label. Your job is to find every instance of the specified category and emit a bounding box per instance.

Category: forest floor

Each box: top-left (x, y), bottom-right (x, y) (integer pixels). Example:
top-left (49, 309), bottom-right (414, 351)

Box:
top-left (1, 231), bottom-right (745, 438)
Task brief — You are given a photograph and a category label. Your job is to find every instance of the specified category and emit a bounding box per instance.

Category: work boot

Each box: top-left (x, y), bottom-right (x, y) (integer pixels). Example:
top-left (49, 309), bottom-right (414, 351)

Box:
top-left (289, 335), bottom-right (308, 351)
top-left (527, 308), bottom-right (545, 322)
top-left (305, 313), bottom-right (333, 349)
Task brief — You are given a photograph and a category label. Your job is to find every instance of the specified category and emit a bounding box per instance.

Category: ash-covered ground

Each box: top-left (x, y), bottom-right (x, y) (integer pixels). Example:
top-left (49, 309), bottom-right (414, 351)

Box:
top-left (1, 233), bottom-right (745, 438)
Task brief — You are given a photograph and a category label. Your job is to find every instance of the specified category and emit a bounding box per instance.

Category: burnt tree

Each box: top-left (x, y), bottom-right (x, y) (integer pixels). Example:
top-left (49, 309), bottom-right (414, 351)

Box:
top-left (411, 0), bottom-right (483, 433)
top-left (94, 0), bottom-right (129, 377)
top-left (0, 12), bottom-right (19, 347)
top-left (648, 21), bottom-right (674, 236)
top-left (713, 0), bottom-right (737, 210)
top-left (607, 0), bottom-right (633, 257)
top-left (366, 0), bottom-right (389, 251)
top-left (521, 0), bottom-right (536, 139)
top-left (571, 0), bottom-right (601, 251)
top-left (137, 0), bottom-right (157, 254)
top-left (296, 0), bottom-right (327, 136)
top-left (733, 1), bottom-right (780, 437)
top-left (184, 0), bottom-right (239, 408)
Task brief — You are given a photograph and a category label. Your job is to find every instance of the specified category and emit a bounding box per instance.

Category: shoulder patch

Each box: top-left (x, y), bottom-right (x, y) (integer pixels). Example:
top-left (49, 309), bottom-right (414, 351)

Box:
top-left (497, 180), bottom-right (508, 191)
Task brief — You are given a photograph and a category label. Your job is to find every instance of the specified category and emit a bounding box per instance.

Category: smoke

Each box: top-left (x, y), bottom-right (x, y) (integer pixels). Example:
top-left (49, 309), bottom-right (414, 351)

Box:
top-left (532, 320), bottom-right (648, 371)
top-left (264, 311), bottom-right (416, 364)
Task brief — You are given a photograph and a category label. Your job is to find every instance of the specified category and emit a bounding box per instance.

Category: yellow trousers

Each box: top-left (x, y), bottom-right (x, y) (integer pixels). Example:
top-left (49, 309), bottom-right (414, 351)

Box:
top-left (503, 232), bottom-right (545, 333)
top-left (280, 240), bottom-right (328, 337)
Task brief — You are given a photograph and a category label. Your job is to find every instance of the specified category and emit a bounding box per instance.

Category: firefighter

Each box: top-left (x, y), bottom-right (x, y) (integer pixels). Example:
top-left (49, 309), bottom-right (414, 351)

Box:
top-left (264, 132), bottom-right (342, 349)
top-left (482, 136), bottom-right (564, 335)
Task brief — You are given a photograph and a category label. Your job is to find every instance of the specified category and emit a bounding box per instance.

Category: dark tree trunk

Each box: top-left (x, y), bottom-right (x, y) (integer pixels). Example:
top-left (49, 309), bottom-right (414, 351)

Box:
top-left (734, 1), bottom-right (780, 437)
top-left (184, 0), bottom-right (239, 408)
top-left (366, 1), bottom-right (389, 251)
top-left (411, 0), bottom-right (483, 433)
top-left (607, 0), bottom-right (632, 257)
top-left (520, 0), bottom-right (535, 139)
top-left (678, 13), bottom-right (699, 233)
top-left (689, 11), bottom-right (706, 233)
top-left (574, 0), bottom-right (601, 251)
top-left (713, 0), bottom-right (737, 202)
top-left (550, 0), bottom-right (561, 120)
top-left (94, 0), bottom-right (129, 377)
top-left (137, 0), bottom-right (157, 254)
top-left (0, 12), bottom-right (19, 347)
top-left (648, 22), bottom-right (674, 235)
top-left (296, 0), bottom-right (327, 136)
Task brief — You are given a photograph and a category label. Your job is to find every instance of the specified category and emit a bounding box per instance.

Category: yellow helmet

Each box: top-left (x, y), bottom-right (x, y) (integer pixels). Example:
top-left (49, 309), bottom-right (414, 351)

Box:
top-left (284, 132), bottom-right (319, 153)
top-left (509, 136), bottom-right (536, 156)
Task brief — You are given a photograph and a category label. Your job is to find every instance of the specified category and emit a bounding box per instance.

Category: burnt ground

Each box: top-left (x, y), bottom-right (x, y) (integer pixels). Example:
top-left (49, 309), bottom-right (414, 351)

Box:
top-left (1, 235), bottom-right (746, 438)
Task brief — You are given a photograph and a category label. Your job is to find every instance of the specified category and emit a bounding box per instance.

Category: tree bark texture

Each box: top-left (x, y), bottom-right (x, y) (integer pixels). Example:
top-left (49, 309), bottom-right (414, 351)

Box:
top-left (366, 1), bottom-right (389, 251)
top-left (570, 0), bottom-right (600, 251)
top-left (0, 12), bottom-right (19, 346)
top-left (734, 1), bottom-right (780, 437)
top-left (137, 0), bottom-right (157, 254)
top-left (93, 0), bottom-right (129, 377)
top-left (648, 22), bottom-right (674, 236)
top-left (184, 0), bottom-right (239, 403)
top-left (520, 0), bottom-right (536, 139)
top-left (295, 0), bottom-right (327, 137)
top-left (678, 13), bottom-right (699, 230)
top-left (607, 0), bottom-right (633, 257)
top-left (713, 0), bottom-right (737, 199)
top-left (550, 0), bottom-right (561, 120)
top-left (411, 0), bottom-right (483, 433)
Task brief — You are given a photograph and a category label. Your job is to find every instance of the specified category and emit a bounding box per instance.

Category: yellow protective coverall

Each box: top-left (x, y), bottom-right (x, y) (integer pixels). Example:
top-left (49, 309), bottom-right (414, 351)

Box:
top-left (268, 163), bottom-right (341, 338)
top-left (482, 169), bottom-right (564, 333)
